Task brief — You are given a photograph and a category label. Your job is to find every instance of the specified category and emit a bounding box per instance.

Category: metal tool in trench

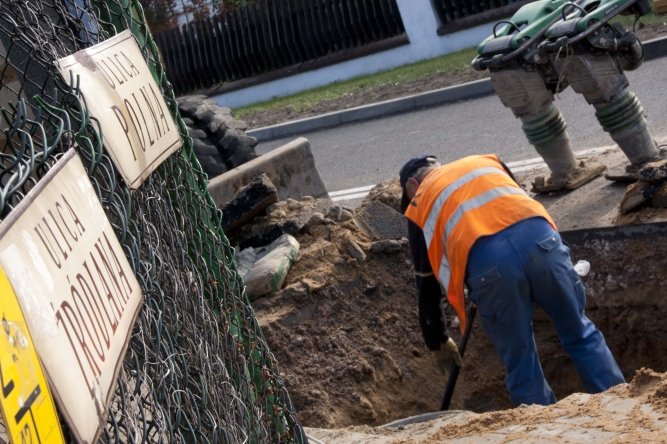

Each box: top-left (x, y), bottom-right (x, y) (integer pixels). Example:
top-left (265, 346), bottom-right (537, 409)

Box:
top-left (441, 304), bottom-right (477, 411)
top-left (472, 0), bottom-right (658, 192)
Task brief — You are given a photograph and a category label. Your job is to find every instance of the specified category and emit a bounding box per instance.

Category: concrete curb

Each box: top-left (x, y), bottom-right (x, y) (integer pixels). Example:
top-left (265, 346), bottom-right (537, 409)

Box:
top-left (248, 35), bottom-right (667, 143)
top-left (207, 137), bottom-right (329, 206)
top-left (247, 78), bottom-right (494, 142)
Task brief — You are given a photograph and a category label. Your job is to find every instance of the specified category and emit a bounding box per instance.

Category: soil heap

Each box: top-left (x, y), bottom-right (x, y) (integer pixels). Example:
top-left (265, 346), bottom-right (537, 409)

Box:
top-left (250, 181), bottom-right (452, 428)
top-left (307, 368), bottom-right (667, 443)
top-left (245, 161), bottom-right (667, 433)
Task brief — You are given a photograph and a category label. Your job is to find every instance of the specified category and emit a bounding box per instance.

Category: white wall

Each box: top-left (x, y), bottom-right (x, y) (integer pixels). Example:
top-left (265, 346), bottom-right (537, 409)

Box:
top-left (212, 0), bottom-right (494, 109)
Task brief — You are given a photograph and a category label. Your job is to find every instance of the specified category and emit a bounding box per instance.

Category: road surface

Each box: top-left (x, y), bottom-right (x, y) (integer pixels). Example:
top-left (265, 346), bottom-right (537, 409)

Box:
top-left (257, 57), bottom-right (667, 203)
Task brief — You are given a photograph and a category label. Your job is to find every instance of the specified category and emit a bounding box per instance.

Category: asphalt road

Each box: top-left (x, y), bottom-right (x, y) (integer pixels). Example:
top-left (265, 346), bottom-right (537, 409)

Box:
top-left (257, 57), bottom-right (667, 198)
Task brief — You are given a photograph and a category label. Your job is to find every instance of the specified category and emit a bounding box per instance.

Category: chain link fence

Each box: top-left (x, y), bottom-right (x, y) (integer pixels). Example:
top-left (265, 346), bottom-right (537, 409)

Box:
top-left (0, 0), bottom-right (304, 442)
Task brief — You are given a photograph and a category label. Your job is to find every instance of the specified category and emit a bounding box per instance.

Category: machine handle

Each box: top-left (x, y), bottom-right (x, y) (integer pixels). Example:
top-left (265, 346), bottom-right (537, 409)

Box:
top-left (493, 20), bottom-right (519, 38)
top-left (562, 2), bottom-right (587, 20)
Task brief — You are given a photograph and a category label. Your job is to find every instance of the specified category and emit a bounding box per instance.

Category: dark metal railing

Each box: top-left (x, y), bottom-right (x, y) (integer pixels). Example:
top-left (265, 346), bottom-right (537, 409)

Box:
top-left (155, 0), bottom-right (406, 95)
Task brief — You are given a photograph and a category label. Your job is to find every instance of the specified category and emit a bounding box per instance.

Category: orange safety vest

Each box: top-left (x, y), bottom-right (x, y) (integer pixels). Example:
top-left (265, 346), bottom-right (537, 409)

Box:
top-left (404, 154), bottom-right (556, 332)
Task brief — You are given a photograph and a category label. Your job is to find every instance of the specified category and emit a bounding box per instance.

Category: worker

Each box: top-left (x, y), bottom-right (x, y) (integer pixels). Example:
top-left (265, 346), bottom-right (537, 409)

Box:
top-left (400, 154), bottom-right (625, 406)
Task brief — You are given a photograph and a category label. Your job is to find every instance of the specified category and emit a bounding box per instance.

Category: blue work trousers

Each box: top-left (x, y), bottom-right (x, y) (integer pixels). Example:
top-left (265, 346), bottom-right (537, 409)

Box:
top-left (465, 217), bottom-right (625, 406)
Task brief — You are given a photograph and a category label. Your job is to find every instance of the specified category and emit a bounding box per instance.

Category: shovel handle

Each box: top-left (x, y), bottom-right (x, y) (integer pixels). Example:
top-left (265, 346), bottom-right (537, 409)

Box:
top-left (440, 304), bottom-right (477, 411)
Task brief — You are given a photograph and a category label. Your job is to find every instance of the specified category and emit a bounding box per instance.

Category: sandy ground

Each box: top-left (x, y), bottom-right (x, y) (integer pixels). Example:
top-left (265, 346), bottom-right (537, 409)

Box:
top-left (305, 368), bottom-right (667, 443)
top-left (242, 141), bottom-right (667, 441)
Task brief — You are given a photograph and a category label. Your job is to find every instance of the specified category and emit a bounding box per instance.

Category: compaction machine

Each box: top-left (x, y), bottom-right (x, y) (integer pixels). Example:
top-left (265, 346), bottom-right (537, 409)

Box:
top-left (473, 0), bottom-right (660, 192)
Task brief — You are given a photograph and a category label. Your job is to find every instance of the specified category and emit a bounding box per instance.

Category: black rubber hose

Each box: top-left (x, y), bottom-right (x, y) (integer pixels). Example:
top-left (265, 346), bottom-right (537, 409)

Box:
top-left (538, 0), bottom-right (641, 55)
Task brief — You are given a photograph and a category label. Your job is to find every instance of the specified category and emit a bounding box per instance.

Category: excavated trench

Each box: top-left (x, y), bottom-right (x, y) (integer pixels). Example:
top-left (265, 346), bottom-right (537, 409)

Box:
top-left (252, 180), bottom-right (667, 429)
top-left (450, 224), bottom-right (667, 413)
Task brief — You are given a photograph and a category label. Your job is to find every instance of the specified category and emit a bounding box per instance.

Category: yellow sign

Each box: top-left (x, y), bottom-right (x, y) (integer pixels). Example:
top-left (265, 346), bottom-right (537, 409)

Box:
top-left (0, 150), bottom-right (143, 443)
top-left (0, 268), bottom-right (64, 443)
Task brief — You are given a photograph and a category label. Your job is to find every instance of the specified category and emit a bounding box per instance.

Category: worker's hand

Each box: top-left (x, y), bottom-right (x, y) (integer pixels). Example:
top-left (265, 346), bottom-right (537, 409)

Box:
top-left (432, 338), bottom-right (463, 376)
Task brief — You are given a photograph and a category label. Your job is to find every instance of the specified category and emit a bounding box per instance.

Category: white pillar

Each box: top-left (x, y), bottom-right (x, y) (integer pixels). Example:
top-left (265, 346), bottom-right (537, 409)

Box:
top-left (395, 0), bottom-right (494, 60)
top-left (395, 0), bottom-right (441, 55)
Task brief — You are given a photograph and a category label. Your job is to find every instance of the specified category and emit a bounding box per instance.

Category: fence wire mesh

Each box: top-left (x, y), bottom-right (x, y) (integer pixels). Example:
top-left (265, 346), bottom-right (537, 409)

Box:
top-left (0, 0), bottom-right (305, 442)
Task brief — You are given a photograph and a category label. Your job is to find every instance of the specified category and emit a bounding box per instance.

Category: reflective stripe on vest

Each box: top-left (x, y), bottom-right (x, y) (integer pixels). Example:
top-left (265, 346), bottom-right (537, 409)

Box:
top-left (431, 178), bottom-right (525, 294)
top-left (422, 166), bottom-right (507, 248)
top-left (445, 186), bottom-right (526, 236)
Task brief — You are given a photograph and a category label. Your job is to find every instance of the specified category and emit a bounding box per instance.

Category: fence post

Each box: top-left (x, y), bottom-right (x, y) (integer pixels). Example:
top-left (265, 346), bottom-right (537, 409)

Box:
top-left (393, 0), bottom-right (495, 60)
top-left (394, 0), bottom-right (441, 46)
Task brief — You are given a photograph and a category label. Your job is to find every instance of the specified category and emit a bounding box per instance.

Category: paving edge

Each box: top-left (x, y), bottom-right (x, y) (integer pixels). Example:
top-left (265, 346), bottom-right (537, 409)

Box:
top-left (207, 137), bottom-right (329, 206)
top-left (247, 35), bottom-right (667, 143)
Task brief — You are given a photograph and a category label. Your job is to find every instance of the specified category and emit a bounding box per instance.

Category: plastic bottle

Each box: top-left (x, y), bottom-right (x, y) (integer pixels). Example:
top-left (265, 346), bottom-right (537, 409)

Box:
top-left (574, 260), bottom-right (590, 277)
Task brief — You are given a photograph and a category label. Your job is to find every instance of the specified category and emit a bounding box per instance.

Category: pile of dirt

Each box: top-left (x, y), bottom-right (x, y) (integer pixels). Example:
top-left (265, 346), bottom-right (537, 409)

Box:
top-left (237, 22), bottom-right (667, 129)
top-left (250, 173), bottom-right (667, 430)
top-left (307, 368), bottom-right (667, 443)
top-left (251, 189), bottom-right (450, 428)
